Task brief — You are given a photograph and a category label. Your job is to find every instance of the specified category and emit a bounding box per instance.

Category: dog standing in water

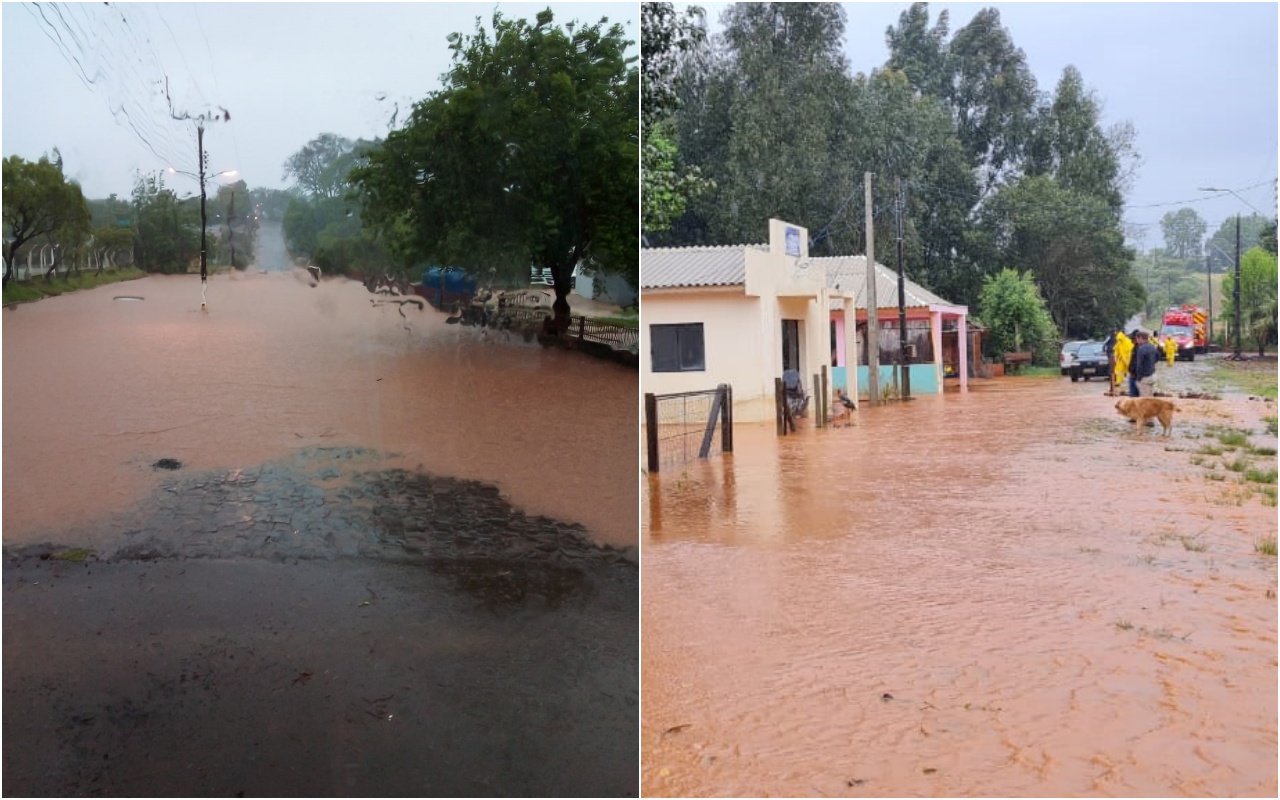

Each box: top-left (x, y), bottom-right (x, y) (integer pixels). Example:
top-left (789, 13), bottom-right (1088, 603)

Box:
top-left (1115, 397), bottom-right (1179, 436)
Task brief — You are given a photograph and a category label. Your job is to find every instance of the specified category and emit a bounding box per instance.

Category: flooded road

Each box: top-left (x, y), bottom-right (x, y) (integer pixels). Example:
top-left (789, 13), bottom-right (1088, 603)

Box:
top-left (3, 268), bottom-right (636, 550)
top-left (642, 367), bottom-right (1277, 797)
top-left (3, 264), bottom-right (638, 796)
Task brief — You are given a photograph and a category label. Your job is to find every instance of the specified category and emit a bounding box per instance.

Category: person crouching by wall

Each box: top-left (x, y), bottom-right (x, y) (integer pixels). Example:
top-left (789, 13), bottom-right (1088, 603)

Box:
top-left (1129, 330), bottom-right (1159, 397)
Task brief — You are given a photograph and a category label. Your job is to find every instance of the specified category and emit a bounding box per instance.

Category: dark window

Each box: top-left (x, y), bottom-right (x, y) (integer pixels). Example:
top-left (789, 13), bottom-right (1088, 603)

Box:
top-left (651, 323), bottom-right (705, 372)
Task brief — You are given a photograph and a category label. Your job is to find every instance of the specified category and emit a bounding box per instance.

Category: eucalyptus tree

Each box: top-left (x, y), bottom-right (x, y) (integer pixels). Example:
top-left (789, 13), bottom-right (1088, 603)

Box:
top-left (642, 3), bottom-right (711, 233)
top-left (1024, 65), bottom-right (1124, 213)
top-left (943, 8), bottom-right (1039, 191)
top-left (353, 9), bottom-right (637, 331)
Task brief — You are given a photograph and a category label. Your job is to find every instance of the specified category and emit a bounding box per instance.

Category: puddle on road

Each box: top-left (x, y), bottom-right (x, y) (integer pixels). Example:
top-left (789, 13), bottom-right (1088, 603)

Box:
top-left (642, 372), bottom-right (1277, 797)
top-left (3, 270), bottom-right (636, 551)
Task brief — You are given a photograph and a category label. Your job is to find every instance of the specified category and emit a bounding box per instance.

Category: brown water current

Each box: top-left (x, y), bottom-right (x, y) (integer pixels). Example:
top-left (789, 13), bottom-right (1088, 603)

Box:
top-left (642, 373), bottom-right (1278, 797)
top-left (3, 269), bottom-right (636, 550)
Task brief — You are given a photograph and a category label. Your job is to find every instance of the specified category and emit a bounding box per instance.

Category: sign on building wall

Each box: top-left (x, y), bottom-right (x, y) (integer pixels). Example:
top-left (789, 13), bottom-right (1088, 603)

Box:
top-left (785, 226), bottom-right (801, 257)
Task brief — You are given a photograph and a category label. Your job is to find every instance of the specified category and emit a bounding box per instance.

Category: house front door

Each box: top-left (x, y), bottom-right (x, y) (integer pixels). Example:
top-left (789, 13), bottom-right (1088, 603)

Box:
top-left (781, 319), bottom-right (801, 374)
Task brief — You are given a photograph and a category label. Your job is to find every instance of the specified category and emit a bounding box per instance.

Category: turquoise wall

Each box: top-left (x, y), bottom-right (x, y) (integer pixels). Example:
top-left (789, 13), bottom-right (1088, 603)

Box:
top-left (855, 364), bottom-right (939, 397)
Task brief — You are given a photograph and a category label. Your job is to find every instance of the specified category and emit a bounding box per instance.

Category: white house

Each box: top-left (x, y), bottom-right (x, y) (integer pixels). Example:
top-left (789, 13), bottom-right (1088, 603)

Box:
top-left (640, 219), bottom-right (859, 422)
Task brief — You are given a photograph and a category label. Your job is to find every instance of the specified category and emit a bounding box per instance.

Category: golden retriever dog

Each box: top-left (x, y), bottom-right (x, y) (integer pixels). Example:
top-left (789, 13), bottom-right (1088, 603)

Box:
top-left (1115, 397), bottom-right (1178, 436)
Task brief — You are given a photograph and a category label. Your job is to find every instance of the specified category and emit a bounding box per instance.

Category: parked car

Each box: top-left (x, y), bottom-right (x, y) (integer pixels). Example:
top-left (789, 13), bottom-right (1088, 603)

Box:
top-left (1059, 340), bottom-right (1090, 375)
top-left (1068, 341), bottom-right (1110, 382)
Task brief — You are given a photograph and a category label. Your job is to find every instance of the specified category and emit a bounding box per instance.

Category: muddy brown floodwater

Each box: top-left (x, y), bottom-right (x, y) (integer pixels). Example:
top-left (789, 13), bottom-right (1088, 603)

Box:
top-left (642, 365), bottom-right (1277, 797)
top-left (3, 269), bottom-right (638, 796)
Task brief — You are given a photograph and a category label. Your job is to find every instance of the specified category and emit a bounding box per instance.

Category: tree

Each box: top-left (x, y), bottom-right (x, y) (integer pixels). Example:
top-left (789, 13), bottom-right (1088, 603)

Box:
top-left (663, 2), bottom-right (859, 246)
top-left (131, 172), bottom-right (199, 274)
top-left (353, 9), bottom-right (637, 331)
top-left (1206, 213), bottom-right (1270, 272)
top-left (1025, 66), bottom-right (1124, 212)
top-left (976, 174), bottom-right (1141, 339)
top-left (283, 134), bottom-right (362, 200)
top-left (1159, 207), bottom-right (1207, 263)
top-left (1134, 248), bottom-right (1202, 317)
top-left (885, 2), bottom-right (951, 99)
top-left (1221, 246), bottom-right (1278, 356)
top-left (977, 267), bottom-right (1059, 364)
top-left (944, 8), bottom-right (1038, 190)
top-left (2, 154), bottom-right (91, 287)
top-left (641, 2), bottom-right (711, 233)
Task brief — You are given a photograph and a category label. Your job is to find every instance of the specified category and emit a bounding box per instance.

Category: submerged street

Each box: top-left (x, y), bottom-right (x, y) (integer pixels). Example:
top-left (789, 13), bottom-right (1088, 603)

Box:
top-left (3, 253), bottom-right (638, 796)
top-left (642, 364), bottom-right (1277, 797)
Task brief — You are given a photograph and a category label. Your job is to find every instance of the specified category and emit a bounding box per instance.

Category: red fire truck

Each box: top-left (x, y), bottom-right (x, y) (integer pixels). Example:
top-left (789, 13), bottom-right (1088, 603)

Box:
top-left (1158, 305), bottom-right (1207, 361)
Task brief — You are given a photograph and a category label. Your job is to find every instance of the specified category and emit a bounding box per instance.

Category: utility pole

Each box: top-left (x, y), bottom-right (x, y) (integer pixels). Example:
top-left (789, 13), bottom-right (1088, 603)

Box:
top-left (864, 172), bottom-right (880, 405)
top-left (1232, 213), bottom-right (1242, 359)
top-left (1205, 251), bottom-right (1213, 351)
top-left (198, 123), bottom-right (208, 312)
top-left (895, 177), bottom-right (910, 399)
top-left (227, 190), bottom-right (236, 269)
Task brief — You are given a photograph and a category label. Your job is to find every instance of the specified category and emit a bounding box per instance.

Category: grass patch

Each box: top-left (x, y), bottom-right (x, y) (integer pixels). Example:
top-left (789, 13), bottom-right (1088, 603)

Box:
top-left (1244, 467), bottom-right (1277, 484)
top-left (1179, 535), bottom-right (1208, 552)
top-left (1204, 358), bottom-right (1279, 399)
top-left (1248, 445), bottom-right (1277, 457)
top-left (1017, 366), bottom-right (1060, 378)
top-left (50, 548), bottom-right (93, 562)
top-left (1225, 456), bottom-right (1250, 473)
top-left (1114, 620), bottom-right (1134, 631)
top-left (3, 268), bottom-right (146, 305)
top-left (1264, 416), bottom-right (1278, 437)
top-left (1205, 471), bottom-right (1226, 481)
top-left (1197, 444), bottom-right (1225, 456)
top-left (1261, 486), bottom-right (1278, 507)
top-left (1215, 429), bottom-right (1250, 449)
top-left (591, 315), bottom-right (638, 329)
top-left (1255, 535), bottom-right (1278, 556)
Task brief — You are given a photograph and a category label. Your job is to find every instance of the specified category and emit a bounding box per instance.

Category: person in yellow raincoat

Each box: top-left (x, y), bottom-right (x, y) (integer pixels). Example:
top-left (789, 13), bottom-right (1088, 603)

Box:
top-left (1112, 331), bottom-right (1133, 396)
top-left (1163, 334), bottom-right (1177, 366)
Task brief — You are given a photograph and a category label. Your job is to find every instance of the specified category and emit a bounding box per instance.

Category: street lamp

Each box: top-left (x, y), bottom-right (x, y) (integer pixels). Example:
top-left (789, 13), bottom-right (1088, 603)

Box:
top-left (1197, 187), bottom-right (1254, 360)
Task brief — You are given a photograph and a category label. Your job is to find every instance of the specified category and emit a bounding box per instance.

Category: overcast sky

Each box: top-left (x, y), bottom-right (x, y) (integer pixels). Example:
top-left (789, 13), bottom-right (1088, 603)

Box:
top-left (697, 1), bottom-right (1278, 249)
top-left (3, 1), bottom-right (636, 200)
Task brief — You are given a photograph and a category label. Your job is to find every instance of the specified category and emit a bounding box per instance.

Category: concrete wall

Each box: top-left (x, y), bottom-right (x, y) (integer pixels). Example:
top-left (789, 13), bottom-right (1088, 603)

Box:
top-left (641, 288), bottom-right (776, 420)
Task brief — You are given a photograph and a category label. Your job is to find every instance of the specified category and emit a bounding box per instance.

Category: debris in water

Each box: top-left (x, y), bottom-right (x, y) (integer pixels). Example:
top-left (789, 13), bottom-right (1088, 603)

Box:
top-left (152, 459), bottom-right (182, 470)
top-left (881, 693), bottom-right (893, 702)
top-left (662, 724), bottom-right (692, 737)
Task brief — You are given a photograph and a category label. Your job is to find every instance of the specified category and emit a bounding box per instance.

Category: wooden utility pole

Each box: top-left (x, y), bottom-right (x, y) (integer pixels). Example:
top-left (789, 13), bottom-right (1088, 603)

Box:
top-left (864, 172), bottom-right (880, 405)
top-left (895, 177), bottom-right (910, 399)
top-left (198, 124), bottom-right (208, 312)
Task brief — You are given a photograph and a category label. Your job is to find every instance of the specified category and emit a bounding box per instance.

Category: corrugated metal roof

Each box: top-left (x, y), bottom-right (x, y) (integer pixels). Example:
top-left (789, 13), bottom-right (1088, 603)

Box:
top-left (640, 245), bottom-right (764, 289)
top-left (815, 255), bottom-right (955, 311)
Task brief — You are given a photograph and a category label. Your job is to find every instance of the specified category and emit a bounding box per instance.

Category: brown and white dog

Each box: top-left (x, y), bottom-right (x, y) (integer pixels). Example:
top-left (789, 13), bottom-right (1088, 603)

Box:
top-left (1115, 397), bottom-right (1179, 436)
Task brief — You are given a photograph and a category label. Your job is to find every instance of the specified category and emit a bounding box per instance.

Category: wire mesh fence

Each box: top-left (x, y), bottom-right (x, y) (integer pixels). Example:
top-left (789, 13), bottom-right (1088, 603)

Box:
top-left (644, 385), bottom-right (733, 473)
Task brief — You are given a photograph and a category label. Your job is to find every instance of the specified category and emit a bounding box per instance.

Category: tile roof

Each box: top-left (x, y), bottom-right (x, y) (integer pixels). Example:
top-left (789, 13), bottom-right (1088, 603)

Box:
top-left (640, 245), bottom-right (764, 289)
top-left (815, 255), bottom-right (956, 311)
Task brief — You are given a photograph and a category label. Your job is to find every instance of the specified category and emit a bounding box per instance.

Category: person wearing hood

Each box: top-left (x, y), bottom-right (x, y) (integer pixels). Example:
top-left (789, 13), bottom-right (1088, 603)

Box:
top-left (1111, 330), bottom-right (1133, 397)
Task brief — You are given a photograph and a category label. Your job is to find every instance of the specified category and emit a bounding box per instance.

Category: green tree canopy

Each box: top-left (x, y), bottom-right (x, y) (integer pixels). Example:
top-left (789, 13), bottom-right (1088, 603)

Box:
top-left (131, 172), bottom-right (199, 274)
top-left (1158, 207), bottom-right (1208, 263)
top-left (641, 2), bottom-right (710, 234)
top-left (976, 174), bottom-right (1140, 339)
top-left (978, 267), bottom-right (1059, 364)
top-left (1221, 245), bottom-right (1278, 356)
top-left (353, 9), bottom-right (637, 329)
top-left (1206, 213), bottom-right (1271, 272)
top-left (2, 154), bottom-right (91, 286)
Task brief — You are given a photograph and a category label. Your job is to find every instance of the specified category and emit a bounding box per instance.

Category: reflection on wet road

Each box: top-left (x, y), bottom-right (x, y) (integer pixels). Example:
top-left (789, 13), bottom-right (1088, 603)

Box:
top-left (643, 375), bottom-right (1277, 797)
